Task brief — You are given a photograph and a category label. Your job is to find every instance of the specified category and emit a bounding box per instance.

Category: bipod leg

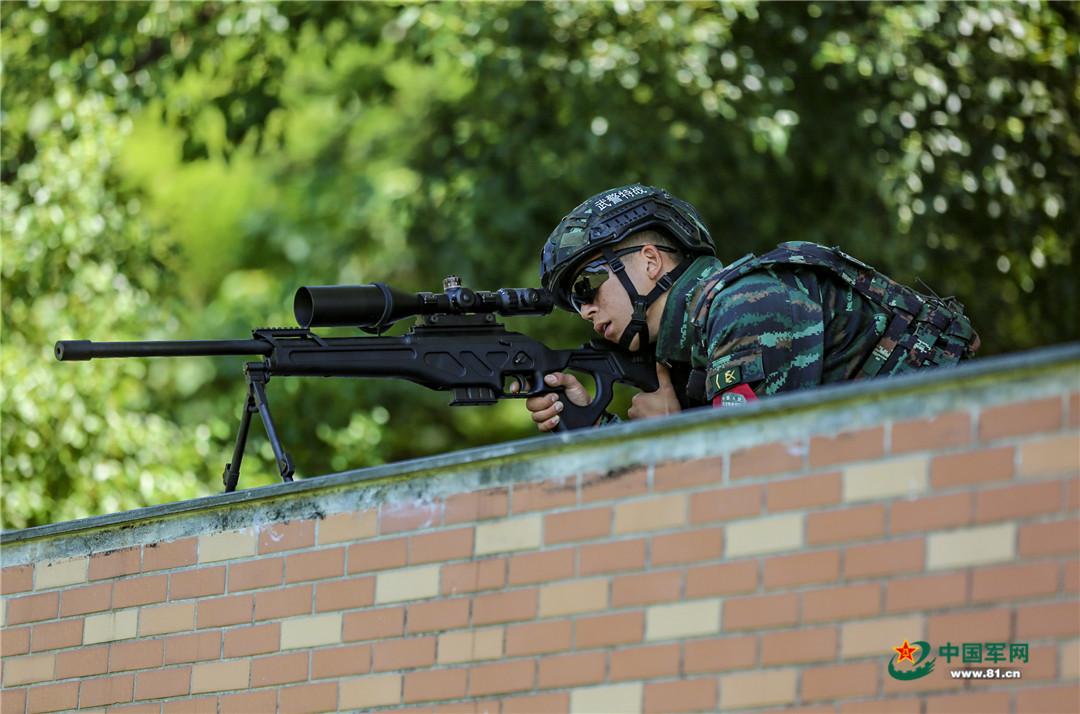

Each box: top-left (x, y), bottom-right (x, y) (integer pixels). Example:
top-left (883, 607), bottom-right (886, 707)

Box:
top-left (245, 363), bottom-right (295, 484)
top-left (222, 389), bottom-right (257, 493)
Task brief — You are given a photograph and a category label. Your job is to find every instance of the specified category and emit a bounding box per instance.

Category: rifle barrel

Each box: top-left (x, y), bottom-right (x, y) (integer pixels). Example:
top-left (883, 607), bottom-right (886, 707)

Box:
top-left (55, 339), bottom-right (274, 362)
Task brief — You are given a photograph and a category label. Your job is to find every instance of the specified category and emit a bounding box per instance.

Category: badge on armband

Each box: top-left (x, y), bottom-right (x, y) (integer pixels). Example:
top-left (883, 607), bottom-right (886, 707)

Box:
top-left (714, 383), bottom-right (759, 408)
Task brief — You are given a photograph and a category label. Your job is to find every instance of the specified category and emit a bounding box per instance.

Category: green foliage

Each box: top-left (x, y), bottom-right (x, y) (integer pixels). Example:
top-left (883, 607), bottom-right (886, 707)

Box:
top-left (3, 0), bottom-right (1076, 529)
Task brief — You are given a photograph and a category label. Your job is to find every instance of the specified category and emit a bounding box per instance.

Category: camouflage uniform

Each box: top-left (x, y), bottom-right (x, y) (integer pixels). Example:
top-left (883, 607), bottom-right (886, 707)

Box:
top-left (654, 241), bottom-right (981, 407)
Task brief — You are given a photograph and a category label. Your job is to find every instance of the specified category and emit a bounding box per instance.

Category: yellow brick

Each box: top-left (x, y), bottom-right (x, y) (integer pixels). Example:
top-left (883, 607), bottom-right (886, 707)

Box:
top-left (539, 579), bottom-right (608, 618)
top-left (340, 674), bottom-right (402, 709)
top-left (198, 528), bottom-right (256, 564)
top-left (474, 516), bottom-right (543, 556)
top-left (719, 669), bottom-right (798, 710)
top-left (83, 610), bottom-right (138, 645)
top-left (841, 617), bottom-right (924, 659)
top-left (844, 457), bottom-right (929, 502)
top-left (725, 514), bottom-right (804, 558)
top-left (375, 565), bottom-right (441, 604)
top-left (1020, 435), bottom-right (1080, 478)
top-left (318, 510), bottom-right (378, 545)
top-left (191, 659), bottom-right (250, 694)
top-left (613, 494), bottom-right (687, 535)
top-left (2, 653), bottom-right (55, 686)
top-left (35, 556), bottom-right (87, 590)
top-left (570, 683), bottom-right (643, 714)
top-left (927, 524), bottom-right (1016, 571)
top-left (280, 613), bottom-right (343, 650)
top-left (437, 628), bottom-right (504, 665)
top-left (1063, 639), bottom-right (1079, 681)
top-left (645, 598), bottom-right (722, 642)
top-left (139, 603), bottom-right (196, 637)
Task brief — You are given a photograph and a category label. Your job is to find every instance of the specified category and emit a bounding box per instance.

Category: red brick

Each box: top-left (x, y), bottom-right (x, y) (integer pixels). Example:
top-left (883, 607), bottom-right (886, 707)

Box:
top-left (730, 440), bottom-right (805, 478)
top-left (142, 539), bottom-right (197, 572)
top-left (977, 480), bottom-right (1065, 523)
top-left (169, 565), bottom-right (226, 601)
top-left (1016, 602), bottom-right (1080, 640)
top-left (227, 556), bottom-right (284, 592)
top-left (801, 661), bottom-right (879, 701)
top-left (931, 446), bottom-right (1015, 488)
top-left (579, 538), bottom-right (647, 575)
top-left (892, 412), bottom-right (972, 454)
top-left (505, 619), bottom-right (572, 656)
top-left (6, 592), bottom-right (58, 625)
top-left (113, 574), bottom-right (169, 609)
top-left (507, 548), bottom-right (575, 586)
top-left (109, 639), bottom-right (165, 672)
top-left (512, 476), bottom-right (578, 513)
top-left (403, 668), bottom-right (468, 703)
top-left (373, 636), bottom-right (437, 672)
top-left (88, 547), bottom-right (141, 581)
top-left (314, 576), bottom-right (375, 612)
top-left (760, 626), bottom-right (838, 665)
top-left (544, 506), bottom-right (612, 544)
top-left (1016, 685), bottom-right (1080, 714)
top-left (163, 631), bottom-right (221, 665)
top-left (258, 519), bottom-right (316, 554)
top-left (763, 550), bottom-right (841, 590)
top-left (581, 466), bottom-right (648, 503)
top-left (688, 484), bottom-right (761, 524)
top-left (196, 593), bottom-right (253, 629)
top-left (971, 563), bottom-right (1058, 603)
top-left (347, 537), bottom-right (409, 573)
top-left (381, 499), bottom-right (442, 535)
top-left (0, 690), bottom-right (25, 714)
top-left (251, 651), bottom-right (309, 687)
top-left (885, 573), bottom-right (967, 613)
top-left (575, 611), bottom-right (644, 649)
top-left (2, 626), bottom-right (30, 657)
top-left (724, 593), bottom-right (798, 631)
top-left (134, 666), bottom-right (191, 701)
top-left (441, 558), bottom-right (506, 595)
top-left (253, 584), bottom-right (312, 621)
top-left (767, 472), bottom-right (843, 512)
top-left (343, 605), bottom-right (405, 642)
top-left (926, 691), bottom-right (1011, 714)
top-left (55, 645), bottom-right (109, 679)
top-left (29, 619), bottom-right (83, 653)
top-left (610, 643), bottom-right (680, 681)
top-left (59, 582), bottom-right (112, 617)
top-left (802, 584), bottom-right (881, 624)
top-left (612, 570), bottom-right (682, 608)
top-left (891, 493), bottom-right (973, 534)
top-left (809, 427), bottom-right (884, 469)
top-left (218, 691), bottom-right (277, 714)
top-left (407, 597), bottom-right (471, 634)
top-left (278, 681), bottom-right (338, 714)
top-left (472, 588), bottom-right (537, 626)
top-left (684, 635), bottom-right (757, 673)
top-left (410, 527), bottom-right (474, 565)
top-left (979, 397), bottom-right (1062, 441)
top-left (1019, 519), bottom-right (1080, 558)
top-left (537, 652), bottom-right (606, 689)
top-left (928, 608), bottom-right (1011, 645)
top-left (223, 623), bottom-right (280, 658)
top-left (502, 693), bottom-right (571, 714)
top-left (807, 505), bottom-right (885, 545)
top-left (686, 560), bottom-right (758, 598)
top-left (1, 564), bottom-right (33, 594)
top-left (79, 674), bottom-right (134, 708)
top-left (651, 527), bottom-right (724, 566)
top-left (284, 546), bottom-right (346, 584)
top-left (653, 456), bottom-right (723, 492)
top-left (311, 643), bottom-right (371, 679)
top-left (26, 682), bottom-right (78, 713)
top-left (444, 487), bottom-right (509, 525)
top-left (644, 678), bottom-right (717, 713)
top-left (845, 539), bottom-right (924, 579)
top-left (470, 659), bottom-right (536, 696)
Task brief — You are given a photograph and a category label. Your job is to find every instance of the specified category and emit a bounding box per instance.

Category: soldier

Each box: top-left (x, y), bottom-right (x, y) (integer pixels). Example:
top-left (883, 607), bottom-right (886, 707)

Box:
top-left (523, 184), bottom-right (980, 431)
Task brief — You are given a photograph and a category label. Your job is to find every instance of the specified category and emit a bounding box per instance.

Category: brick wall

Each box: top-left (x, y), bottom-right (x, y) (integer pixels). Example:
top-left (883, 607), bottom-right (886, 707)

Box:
top-left (1, 346), bottom-right (1078, 713)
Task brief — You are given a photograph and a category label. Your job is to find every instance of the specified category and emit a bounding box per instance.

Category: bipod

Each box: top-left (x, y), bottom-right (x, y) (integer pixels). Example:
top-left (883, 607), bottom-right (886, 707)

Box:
top-left (222, 362), bottom-right (295, 492)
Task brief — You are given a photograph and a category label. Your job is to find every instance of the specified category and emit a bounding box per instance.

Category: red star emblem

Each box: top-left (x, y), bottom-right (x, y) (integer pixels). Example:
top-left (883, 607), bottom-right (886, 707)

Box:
top-left (893, 639), bottom-right (919, 664)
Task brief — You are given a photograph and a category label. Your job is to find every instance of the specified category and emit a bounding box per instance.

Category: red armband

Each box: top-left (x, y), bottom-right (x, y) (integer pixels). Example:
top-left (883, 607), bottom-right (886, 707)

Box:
top-left (712, 383), bottom-right (759, 408)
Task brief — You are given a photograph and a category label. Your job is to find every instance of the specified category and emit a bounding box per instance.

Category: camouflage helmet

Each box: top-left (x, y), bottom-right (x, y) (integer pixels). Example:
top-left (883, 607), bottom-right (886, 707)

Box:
top-left (540, 185), bottom-right (715, 311)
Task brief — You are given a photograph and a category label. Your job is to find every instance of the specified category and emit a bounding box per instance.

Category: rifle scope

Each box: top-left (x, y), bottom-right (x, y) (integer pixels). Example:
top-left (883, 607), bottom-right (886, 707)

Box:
top-left (294, 277), bottom-right (554, 330)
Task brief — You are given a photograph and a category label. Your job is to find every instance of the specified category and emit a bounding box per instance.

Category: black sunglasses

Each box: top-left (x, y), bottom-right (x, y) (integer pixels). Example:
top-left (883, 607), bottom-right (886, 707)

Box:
top-left (569, 245), bottom-right (676, 310)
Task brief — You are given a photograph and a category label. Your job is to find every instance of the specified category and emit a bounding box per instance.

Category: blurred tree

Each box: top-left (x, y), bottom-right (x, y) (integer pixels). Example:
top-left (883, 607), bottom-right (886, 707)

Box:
top-left (2, 0), bottom-right (1075, 529)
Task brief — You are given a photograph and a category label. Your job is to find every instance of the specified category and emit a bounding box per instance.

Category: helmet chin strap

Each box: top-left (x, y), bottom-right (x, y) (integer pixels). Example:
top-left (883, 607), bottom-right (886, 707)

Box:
top-left (601, 246), bottom-right (690, 351)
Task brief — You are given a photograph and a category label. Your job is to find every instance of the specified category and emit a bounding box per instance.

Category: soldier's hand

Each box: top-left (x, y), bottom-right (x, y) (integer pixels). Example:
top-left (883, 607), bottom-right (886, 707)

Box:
top-left (512, 372), bottom-right (592, 432)
top-left (627, 362), bottom-right (681, 420)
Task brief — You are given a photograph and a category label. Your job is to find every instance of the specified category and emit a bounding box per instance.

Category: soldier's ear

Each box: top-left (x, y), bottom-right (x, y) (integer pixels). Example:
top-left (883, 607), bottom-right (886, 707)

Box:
top-left (641, 245), bottom-right (666, 280)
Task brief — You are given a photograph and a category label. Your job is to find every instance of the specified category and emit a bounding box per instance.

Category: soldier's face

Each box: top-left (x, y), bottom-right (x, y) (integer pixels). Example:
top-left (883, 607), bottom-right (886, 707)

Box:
top-left (572, 254), bottom-right (646, 350)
